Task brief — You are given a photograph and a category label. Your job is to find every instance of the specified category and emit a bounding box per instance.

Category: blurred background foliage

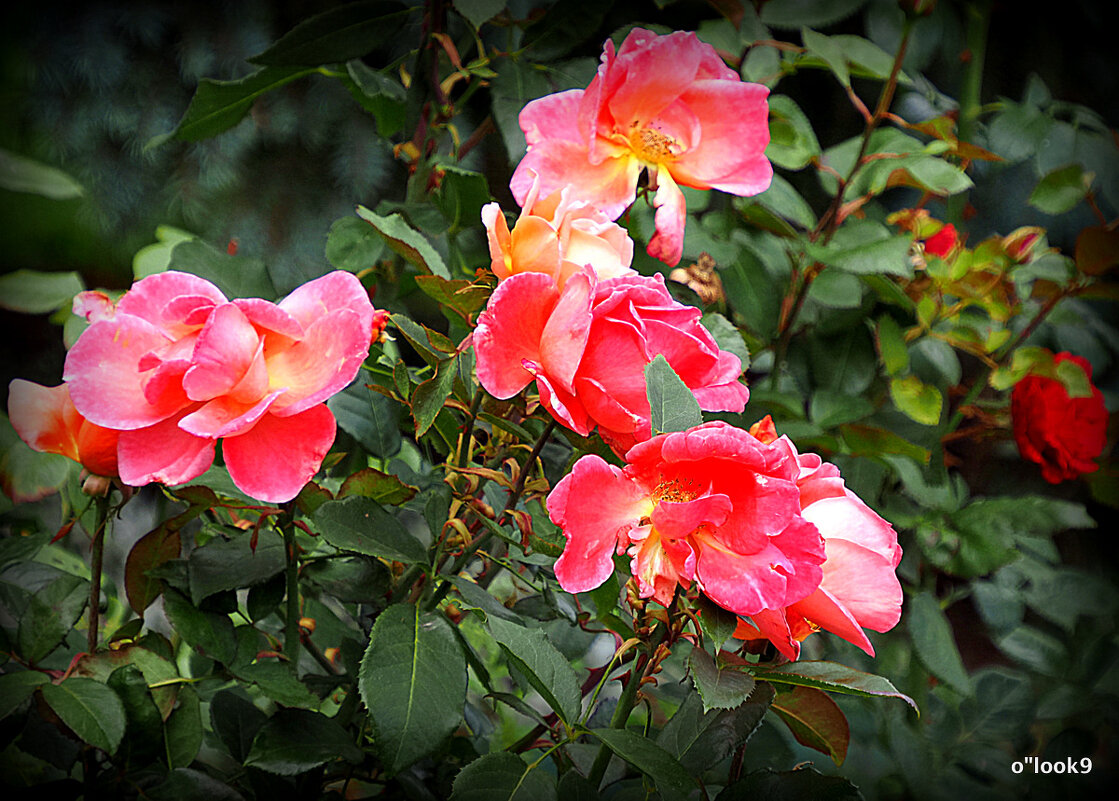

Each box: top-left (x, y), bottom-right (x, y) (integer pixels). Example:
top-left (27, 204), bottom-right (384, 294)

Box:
top-left (1, 0), bottom-right (1118, 799)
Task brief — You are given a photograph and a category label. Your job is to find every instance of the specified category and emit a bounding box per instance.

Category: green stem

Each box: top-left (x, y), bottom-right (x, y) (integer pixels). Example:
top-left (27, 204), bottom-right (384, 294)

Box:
top-left (281, 513), bottom-right (301, 670)
top-left (587, 654), bottom-right (646, 789)
top-left (87, 496), bottom-right (111, 653)
top-left (425, 417), bottom-right (558, 611)
top-left (947, 0), bottom-right (991, 224)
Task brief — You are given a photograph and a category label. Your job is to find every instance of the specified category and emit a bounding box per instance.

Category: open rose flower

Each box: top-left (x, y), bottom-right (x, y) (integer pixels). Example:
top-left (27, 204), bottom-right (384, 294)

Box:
top-left (7, 380), bottom-right (120, 478)
top-left (473, 266), bottom-right (749, 451)
top-left (510, 28), bottom-right (771, 266)
top-left (482, 173), bottom-right (634, 288)
top-left (62, 270), bottom-right (376, 502)
top-left (1011, 352), bottom-right (1108, 483)
top-left (547, 421), bottom-right (826, 619)
top-left (731, 417), bottom-right (903, 660)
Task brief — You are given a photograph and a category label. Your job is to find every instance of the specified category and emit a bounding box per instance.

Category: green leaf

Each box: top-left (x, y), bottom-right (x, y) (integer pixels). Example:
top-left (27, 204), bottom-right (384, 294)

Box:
top-left (328, 378), bottom-right (402, 459)
top-left (40, 677), bottom-right (126, 755)
top-left (167, 239), bottom-right (275, 300)
top-left (133, 226), bottom-right (196, 279)
top-left (645, 355), bottom-right (703, 435)
top-left (452, 577), bottom-right (524, 623)
top-left (164, 685), bottom-right (203, 769)
top-left (411, 358), bottom-right (458, 436)
top-left (689, 647), bottom-right (757, 712)
top-left (231, 661), bottom-right (319, 709)
top-left (245, 708), bottom-right (363, 774)
top-left (1029, 164), bottom-right (1092, 215)
top-left (155, 66), bottom-right (314, 144)
top-left (0, 269), bottom-right (84, 314)
top-left (522, 0), bottom-right (609, 61)
top-left (344, 61), bottom-right (407, 137)
top-left (770, 685), bottom-right (849, 765)
top-left (107, 665), bottom-right (164, 763)
top-left (18, 573), bottom-right (88, 664)
top-left (356, 206), bottom-right (450, 278)
top-left (188, 533), bottom-right (284, 604)
top-left (314, 495), bottom-right (427, 563)
top-left (304, 556), bottom-right (390, 604)
top-left (486, 616), bottom-right (581, 725)
top-left (0, 671), bottom-right (49, 720)
top-left (339, 467), bottom-right (418, 505)
top-left (162, 588), bottom-right (238, 665)
top-left (249, 1), bottom-right (412, 66)
top-left (717, 766), bottom-right (865, 800)
top-left (490, 60), bottom-right (554, 161)
top-left (144, 768), bottom-right (247, 801)
top-left (414, 275), bottom-right (489, 318)
top-left (907, 592), bottom-right (972, 695)
top-left (801, 28), bottom-right (849, 86)
top-left (209, 689), bottom-right (267, 763)
top-left (124, 521), bottom-right (183, 614)
top-left (766, 95), bottom-right (821, 171)
top-left (435, 165), bottom-right (491, 233)
top-left (0, 148), bottom-right (83, 199)
top-left (695, 596), bottom-right (739, 654)
top-left (359, 603), bottom-right (466, 773)
top-left (840, 423), bottom-right (930, 464)
top-left (71, 644), bottom-right (180, 720)
top-left (588, 727), bottom-right (697, 801)
top-left (449, 752), bottom-right (557, 801)
top-left (657, 683), bottom-right (775, 776)
top-left (326, 215), bottom-right (386, 271)
top-left (807, 221), bottom-right (913, 276)
top-left (958, 668), bottom-right (1033, 741)
top-left (454, 0), bottom-right (507, 30)
top-left (889, 375), bottom-right (943, 426)
top-left (751, 661), bottom-right (916, 711)
top-left (760, 0), bottom-right (868, 28)
top-left (0, 420), bottom-right (72, 503)
top-left (700, 313), bottom-right (750, 371)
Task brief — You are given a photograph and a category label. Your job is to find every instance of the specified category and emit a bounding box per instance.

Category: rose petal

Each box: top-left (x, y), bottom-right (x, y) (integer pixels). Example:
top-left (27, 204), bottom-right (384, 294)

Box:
top-left (222, 405), bottom-right (336, 503)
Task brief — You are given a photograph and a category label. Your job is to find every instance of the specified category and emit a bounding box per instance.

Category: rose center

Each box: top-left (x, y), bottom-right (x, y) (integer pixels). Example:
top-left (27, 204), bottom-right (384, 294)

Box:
top-left (628, 126), bottom-right (681, 162)
top-left (651, 477), bottom-right (700, 504)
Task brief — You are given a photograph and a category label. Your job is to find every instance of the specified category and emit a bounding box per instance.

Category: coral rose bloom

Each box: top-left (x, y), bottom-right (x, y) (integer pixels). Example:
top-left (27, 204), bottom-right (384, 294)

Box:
top-left (732, 418), bottom-right (903, 660)
top-left (1011, 352), bottom-right (1108, 483)
top-left (62, 271), bottom-right (375, 502)
top-left (511, 28), bottom-right (772, 266)
top-left (473, 266), bottom-right (749, 450)
top-left (547, 421), bottom-right (826, 619)
top-left (8, 380), bottom-right (119, 477)
top-left (482, 174), bottom-right (634, 288)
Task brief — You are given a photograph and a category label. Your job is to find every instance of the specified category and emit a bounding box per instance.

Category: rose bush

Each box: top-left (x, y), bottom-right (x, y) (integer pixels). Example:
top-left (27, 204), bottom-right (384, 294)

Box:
top-left (60, 270), bottom-right (377, 502)
top-left (1011, 351), bottom-right (1108, 483)
top-left (474, 267), bottom-right (749, 450)
top-left (510, 27), bottom-right (772, 266)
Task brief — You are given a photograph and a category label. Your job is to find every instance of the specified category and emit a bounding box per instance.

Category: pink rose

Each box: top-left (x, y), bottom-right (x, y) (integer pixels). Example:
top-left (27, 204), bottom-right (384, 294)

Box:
top-left (511, 28), bottom-right (771, 266)
top-left (1011, 352), bottom-right (1108, 483)
top-left (547, 421), bottom-right (826, 618)
top-left (62, 270), bottom-right (376, 502)
top-left (7, 380), bottom-right (120, 479)
top-left (473, 266), bottom-right (749, 449)
top-left (733, 418), bottom-right (903, 660)
top-left (482, 174), bottom-right (634, 288)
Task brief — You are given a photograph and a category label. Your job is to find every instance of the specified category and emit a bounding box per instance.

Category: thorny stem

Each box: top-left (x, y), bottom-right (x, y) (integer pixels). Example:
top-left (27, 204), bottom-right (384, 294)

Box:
top-left (769, 19), bottom-right (914, 388)
top-left (280, 505), bottom-right (302, 670)
top-left (425, 417), bottom-right (558, 610)
top-left (947, 0), bottom-right (991, 225)
top-left (87, 495), bottom-right (111, 653)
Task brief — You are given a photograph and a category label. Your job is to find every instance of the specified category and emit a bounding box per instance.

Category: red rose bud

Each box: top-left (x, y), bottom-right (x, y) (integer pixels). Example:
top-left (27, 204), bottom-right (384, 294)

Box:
top-left (922, 223), bottom-right (958, 259)
top-left (1011, 352), bottom-right (1109, 483)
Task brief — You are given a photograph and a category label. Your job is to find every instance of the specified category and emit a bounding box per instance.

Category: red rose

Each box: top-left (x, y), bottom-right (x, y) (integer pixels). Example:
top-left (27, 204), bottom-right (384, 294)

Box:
top-left (1011, 353), bottom-right (1108, 483)
top-left (922, 223), bottom-right (958, 258)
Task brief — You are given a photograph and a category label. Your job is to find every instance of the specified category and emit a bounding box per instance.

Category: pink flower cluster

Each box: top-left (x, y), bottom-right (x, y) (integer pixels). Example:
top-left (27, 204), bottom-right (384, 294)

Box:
top-left (9, 270), bottom-right (379, 503)
top-left (547, 420), bottom-right (902, 660)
